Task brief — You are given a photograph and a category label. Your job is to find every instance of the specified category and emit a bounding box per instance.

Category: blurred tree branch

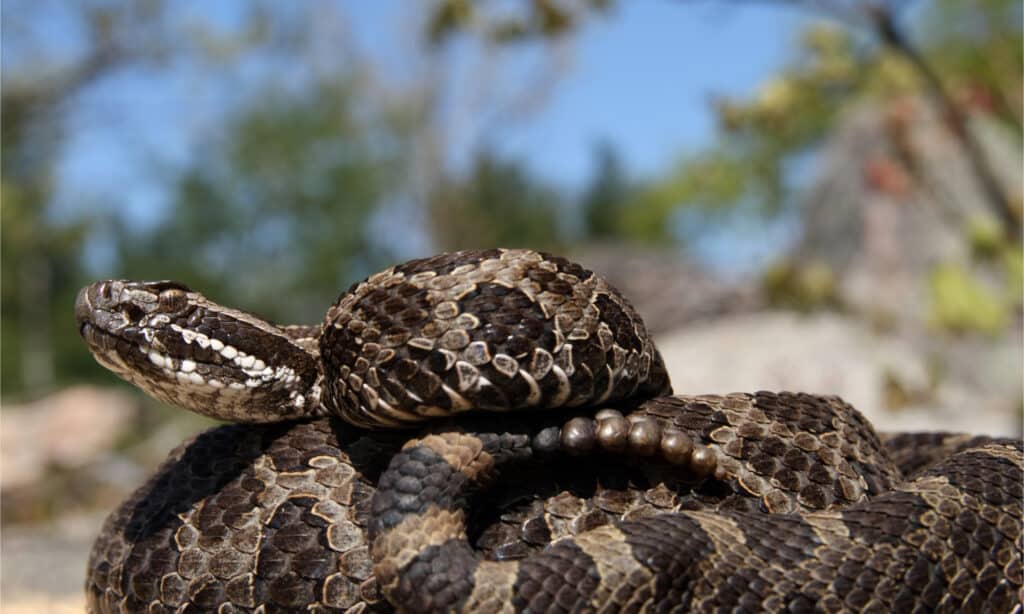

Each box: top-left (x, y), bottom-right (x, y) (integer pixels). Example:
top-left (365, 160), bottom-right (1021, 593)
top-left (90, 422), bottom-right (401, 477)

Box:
top-left (862, 4), bottom-right (1020, 240)
top-left (2, 1), bottom-right (166, 395)
top-left (693, 0), bottom-right (1022, 238)
top-left (0, 0), bottom-right (297, 397)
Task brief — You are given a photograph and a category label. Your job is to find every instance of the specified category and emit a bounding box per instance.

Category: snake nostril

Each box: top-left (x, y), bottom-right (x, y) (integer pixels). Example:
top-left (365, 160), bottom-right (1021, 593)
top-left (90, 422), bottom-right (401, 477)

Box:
top-left (123, 304), bottom-right (146, 322)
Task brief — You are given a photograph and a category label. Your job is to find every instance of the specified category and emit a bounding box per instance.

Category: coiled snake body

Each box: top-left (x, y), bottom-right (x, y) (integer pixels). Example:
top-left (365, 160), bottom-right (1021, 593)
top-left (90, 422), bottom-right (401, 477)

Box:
top-left (76, 249), bottom-right (1023, 612)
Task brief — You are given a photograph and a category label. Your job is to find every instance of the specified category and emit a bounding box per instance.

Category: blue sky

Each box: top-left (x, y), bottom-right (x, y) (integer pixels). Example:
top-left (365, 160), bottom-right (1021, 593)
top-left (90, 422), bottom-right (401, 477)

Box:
top-left (36, 1), bottom-right (815, 272)
top-left (341, 1), bottom-right (814, 185)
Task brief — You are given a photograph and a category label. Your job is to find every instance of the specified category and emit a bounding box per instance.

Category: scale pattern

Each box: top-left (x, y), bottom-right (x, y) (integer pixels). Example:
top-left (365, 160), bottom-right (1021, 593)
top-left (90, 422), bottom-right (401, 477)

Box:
top-left (84, 402), bottom-right (1023, 613)
top-left (75, 250), bottom-right (1024, 612)
top-left (321, 249), bottom-right (669, 428)
top-left (368, 395), bottom-right (1024, 613)
top-left (85, 411), bottom-right (742, 613)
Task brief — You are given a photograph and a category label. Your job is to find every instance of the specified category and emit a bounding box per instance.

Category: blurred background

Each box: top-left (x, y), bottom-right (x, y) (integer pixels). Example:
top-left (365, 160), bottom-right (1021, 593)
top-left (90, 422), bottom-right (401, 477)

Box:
top-left (2, 0), bottom-right (1021, 610)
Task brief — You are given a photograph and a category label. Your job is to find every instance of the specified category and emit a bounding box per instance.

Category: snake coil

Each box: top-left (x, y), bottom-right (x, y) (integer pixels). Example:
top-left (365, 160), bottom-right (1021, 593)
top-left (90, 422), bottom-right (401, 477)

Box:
top-left (76, 249), bottom-right (1023, 612)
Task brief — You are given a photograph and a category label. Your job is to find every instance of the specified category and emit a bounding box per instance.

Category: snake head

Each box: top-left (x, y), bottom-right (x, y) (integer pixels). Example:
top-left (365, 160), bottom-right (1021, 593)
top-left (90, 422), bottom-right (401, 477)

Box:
top-left (75, 280), bottom-right (196, 363)
top-left (75, 279), bottom-right (322, 423)
top-left (76, 280), bottom-right (192, 335)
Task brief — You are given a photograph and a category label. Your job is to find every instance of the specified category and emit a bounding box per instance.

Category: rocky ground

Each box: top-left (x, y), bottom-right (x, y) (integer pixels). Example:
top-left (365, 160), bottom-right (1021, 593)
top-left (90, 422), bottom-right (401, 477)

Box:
top-left (658, 311), bottom-right (1021, 438)
top-left (2, 513), bottom-right (105, 613)
top-left (2, 311), bottom-right (1020, 612)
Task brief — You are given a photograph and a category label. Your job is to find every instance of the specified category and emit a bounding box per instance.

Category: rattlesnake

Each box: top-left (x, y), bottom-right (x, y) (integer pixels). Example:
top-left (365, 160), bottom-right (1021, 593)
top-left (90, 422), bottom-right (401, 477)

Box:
top-left (76, 248), bottom-right (1023, 612)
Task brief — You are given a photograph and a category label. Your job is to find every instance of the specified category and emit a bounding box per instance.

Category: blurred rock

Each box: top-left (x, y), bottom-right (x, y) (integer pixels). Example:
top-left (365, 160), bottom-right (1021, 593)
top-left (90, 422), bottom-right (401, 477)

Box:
top-left (574, 244), bottom-right (762, 333)
top-left (656, 311), bottom-right (1020, 437)
top-left (1, 512), bottom-right (105, 610)
top-left (1, 386), bottom-right (137, 492)
top-left (794, 99), bottom-right (1022, 324)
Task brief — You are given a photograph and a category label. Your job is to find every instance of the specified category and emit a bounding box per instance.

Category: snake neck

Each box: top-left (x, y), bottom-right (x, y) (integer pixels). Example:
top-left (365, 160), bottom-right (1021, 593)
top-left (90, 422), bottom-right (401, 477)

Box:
top-left (75, 280), bottom-right (325, 423)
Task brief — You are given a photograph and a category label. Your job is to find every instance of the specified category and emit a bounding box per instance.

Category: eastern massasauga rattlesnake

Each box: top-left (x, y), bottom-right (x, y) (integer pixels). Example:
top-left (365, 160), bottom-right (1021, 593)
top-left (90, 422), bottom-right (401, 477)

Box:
top-left (75, 248), bottom-right (1023, 613)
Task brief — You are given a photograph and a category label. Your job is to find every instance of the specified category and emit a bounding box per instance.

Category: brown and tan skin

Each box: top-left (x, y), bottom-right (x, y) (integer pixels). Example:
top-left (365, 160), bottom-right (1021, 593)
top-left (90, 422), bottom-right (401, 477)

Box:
top-left (76, 249), bottom-right (1023, 612)
top-left (82, 405), bottom-right (772, 613)
top-left (370, 395), bottom-right (1022, 613)
top-left (75, 249), bottom-right (669, 428)
top-left (84, 400), bottom-right (1020, 613)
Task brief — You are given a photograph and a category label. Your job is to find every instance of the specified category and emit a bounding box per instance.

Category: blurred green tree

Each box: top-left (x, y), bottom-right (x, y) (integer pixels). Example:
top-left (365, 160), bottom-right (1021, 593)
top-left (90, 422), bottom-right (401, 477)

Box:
top-left (115, 79), bottom-right (415, 324)
top-left (429, 0), bottom-right (1022, 241)
top-left (1, 0), bottom-right (319, 397)
top-left (428, 149), bottom-right (567, 252)
top-left (626, 6), bottom-right (1021, 242)
top-left (426, 0), bottom-right (613, 44)
top-left (1, 0), bottom-right (186, 397)
top-left (580, 142), bottom-right (634, 240)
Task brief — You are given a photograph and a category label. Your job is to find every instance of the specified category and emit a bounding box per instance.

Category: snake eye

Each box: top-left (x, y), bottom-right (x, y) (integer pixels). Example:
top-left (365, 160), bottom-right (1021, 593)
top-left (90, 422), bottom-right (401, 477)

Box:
top-left (158, 288), bottom-right (187, 311)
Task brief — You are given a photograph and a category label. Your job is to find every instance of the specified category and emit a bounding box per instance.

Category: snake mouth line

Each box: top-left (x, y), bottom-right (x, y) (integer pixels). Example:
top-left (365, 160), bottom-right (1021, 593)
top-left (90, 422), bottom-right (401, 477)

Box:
top-left (79, 321), bottom-right (128, 351)
top-left (78, 322), bottom-right (147, 375)
top-left (79, 321), bottom-right (115, 350)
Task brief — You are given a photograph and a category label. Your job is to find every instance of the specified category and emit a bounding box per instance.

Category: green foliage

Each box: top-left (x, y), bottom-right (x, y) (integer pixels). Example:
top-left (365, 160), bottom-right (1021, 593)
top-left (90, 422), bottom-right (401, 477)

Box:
top-left (927, 215), bottom-right (1024, 337)
top-left (429, 150), bottom-right (566, 251)
top-left (927, 262), bottom-right (1007, 336)
top-left (921, 0), bottom-right (1023, 131)
top-left (761, 259), bottom-right (842, 313)
top-left (1002, 246), bottom-right (1023, 299)
top-left (625, 23), bottom-right (873, 237)
top-left (426, 0), bottom-right (613, 44)
top-left (624, 151), bottom-right (750, 243)
top-left (115, 79), bottom-right (414, 323)
top-left (580, 143), bottom-right (632, 239)
top-left (1, 183), bottom-right (101, 396)
top-left (610, 5), bottom-right (1020, 242)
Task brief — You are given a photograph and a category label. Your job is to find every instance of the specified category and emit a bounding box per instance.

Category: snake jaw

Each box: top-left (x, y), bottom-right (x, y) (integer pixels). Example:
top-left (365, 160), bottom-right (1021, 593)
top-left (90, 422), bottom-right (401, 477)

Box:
top-left (75, 279), bottom-right (323, 423)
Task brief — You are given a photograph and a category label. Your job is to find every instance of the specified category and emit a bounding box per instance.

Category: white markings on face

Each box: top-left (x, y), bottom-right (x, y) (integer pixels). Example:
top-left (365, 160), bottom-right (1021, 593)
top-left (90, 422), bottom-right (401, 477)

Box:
top-left (166, 323), bottom-right (298, 392)
top-left (175, 371), bottom-right (205, 386)
top-left (145, 314), bottom-right (170, 328)
top-left (148, 350), bottom-right (167, 369)
top-left (82, 284), bottom-right (328, 422)
top-left (171, 324), bottom-right (207, 348)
